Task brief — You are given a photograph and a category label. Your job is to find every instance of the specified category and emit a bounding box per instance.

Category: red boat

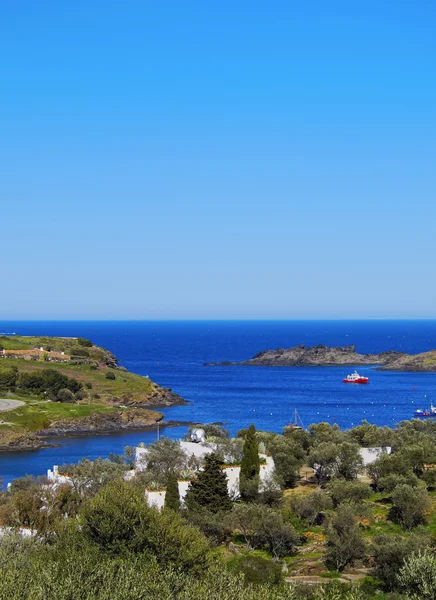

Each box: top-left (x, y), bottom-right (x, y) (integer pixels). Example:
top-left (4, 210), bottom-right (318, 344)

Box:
top-left (343, 370), bottom-right (369, 384)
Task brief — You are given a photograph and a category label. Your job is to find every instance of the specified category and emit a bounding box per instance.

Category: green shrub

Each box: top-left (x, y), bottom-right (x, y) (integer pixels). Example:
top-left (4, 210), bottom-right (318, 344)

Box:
top-left (57, 388), bottom-right (75, 403)
top-left (18, 368), bottom-right (82, 396)
top-left (373, 533), bottom-right (431, 591)
top-left (105, 371), bottom-right (116, 380)
top-left (71, 347), bottom-right (90, 357)
top-left (80, 480), bottom-right (212, 573)
top-left (85, 382), bottom-right (93, 389)
top-left (398, 550), bottom-right (436, 599)
top-left (0, 366), bottom-right (19, 390)
top-left (230, 554), bottom-right (283, 586)
top-left (325, 505), bottom-right (366, 571)
top-left (389, 484), bottom-right (430, 529)
top-left (78, 338), bottom-right (93, 347)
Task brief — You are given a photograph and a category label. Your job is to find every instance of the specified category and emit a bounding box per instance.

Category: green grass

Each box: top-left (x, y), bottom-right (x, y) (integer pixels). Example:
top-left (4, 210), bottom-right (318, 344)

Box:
top-left (0, 358), bottom-right (154, 400)
top-left (0, 335), bottom-right (81, 352)
top-left (0, 336), bottom-right (29, 350)
top-left (0, 335), bottom-right (109, 362)
top-left (3, 399), bottom-right (118, 431)
top-left (320, 570), bottom-right (342, 579)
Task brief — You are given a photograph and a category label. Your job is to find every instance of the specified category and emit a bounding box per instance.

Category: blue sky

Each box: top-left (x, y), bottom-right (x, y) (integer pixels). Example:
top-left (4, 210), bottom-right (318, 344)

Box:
top-left (1, 1), bottom-right (435, 319)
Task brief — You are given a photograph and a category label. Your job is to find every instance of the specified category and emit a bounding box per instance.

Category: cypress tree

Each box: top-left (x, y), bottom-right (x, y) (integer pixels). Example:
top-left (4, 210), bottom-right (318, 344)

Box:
top-left (240, 423), bottom-right (260, 500)
top-left (164, 471), bottom-right (180, 512)
top-left (185, 453), bottom-right (232, 513)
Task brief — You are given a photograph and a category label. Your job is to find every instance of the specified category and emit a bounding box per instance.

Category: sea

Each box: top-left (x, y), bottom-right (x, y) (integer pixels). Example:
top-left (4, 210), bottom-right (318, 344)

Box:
top-left (1, 320), bottom-right (436, 488)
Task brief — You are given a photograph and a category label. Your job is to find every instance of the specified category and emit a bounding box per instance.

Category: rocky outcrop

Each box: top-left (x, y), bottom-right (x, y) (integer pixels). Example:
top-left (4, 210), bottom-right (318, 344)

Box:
top-left (205, 344), bottom-right (409, 368)
top-left (0, 433), bottom-right (52, 452)
top-left (37, 408), bottom-right (164, 437)
top-left (102, 351), bottom-right (119, 369)
top-left (378, 350), bottom-right (436, 372)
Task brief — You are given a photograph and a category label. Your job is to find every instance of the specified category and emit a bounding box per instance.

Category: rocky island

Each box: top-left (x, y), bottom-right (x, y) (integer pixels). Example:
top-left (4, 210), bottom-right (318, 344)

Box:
top-left (205, 343), bottom-right (436, 371)
top-left (0, 334), bottom-right (185, 452)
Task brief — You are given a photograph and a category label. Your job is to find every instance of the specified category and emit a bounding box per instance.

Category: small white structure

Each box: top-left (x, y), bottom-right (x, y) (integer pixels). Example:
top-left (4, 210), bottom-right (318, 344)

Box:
top-left (359, 447), bottom-right (392, 466)
top-left (190, 428), bottom-right (206, 443)
top-left (145, 489), bottom-right (166, 510)
top-left (47, 465), bottom-right (70, 485)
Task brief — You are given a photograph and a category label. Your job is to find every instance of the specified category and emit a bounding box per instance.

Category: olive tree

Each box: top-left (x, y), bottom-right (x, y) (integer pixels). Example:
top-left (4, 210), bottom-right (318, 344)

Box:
top-left (325, 505), bottom-right (366, 571)
top-left (389, 484), bottom-right (430, 529)
top-left (398, 551), bottom-right (436, 600)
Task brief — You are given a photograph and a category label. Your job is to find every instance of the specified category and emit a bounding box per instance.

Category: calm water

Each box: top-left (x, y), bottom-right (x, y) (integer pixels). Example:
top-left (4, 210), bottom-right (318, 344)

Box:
top-left (1, 320), bottom-right (436, 487)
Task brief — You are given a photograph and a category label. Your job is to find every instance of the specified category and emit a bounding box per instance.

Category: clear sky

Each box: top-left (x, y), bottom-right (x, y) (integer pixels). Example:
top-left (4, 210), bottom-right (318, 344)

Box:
top-left (1, 1), bottom-right (435, 319)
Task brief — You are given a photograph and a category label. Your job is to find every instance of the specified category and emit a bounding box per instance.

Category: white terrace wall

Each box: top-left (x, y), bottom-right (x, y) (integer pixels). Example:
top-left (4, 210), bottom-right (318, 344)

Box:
top-left (145, 489), bottom-right (166, 511)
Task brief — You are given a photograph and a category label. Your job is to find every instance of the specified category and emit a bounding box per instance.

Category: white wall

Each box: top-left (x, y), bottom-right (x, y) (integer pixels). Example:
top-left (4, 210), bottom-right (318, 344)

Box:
top-left (145, 489), bottom-right (166, 511)
top-left (144, 453), bottom-right (276, 509)
top-left (359, 447), bottom-right (392, 466)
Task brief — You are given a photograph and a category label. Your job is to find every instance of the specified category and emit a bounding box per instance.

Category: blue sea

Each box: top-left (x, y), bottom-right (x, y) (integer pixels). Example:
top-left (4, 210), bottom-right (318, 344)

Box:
top-left (1, 320), bottom-right (436, 487)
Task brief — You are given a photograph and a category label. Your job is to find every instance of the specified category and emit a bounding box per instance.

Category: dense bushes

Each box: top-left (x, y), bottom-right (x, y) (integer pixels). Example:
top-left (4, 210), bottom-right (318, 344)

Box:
top-left (81, 480), bottom-right (211, 573)
top-left (78, 337), bottom-right (93, 347)
top-left (389, 483), bottom-right (430, 529)
top-left (0, 366), bottom-right (19, 390)
top-left (17, 368), bottom-right (82, 397)
top-left (105, 371), bottom-right (116, 380)
top-left (226, 503), bottom-right (300, 558)
top-left (372, 533), bottom-right (431, 591)
top-left (56, 388), bottom-right (76, 403)
top-left (397, 550), bottom-right (436, 599)
top-left (325, 505), bottom-right (366, 571)
top-left (70, 347), bottom-right (90, 357)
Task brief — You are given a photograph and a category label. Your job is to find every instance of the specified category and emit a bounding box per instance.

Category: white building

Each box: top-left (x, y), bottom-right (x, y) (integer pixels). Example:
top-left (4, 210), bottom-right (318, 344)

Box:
top-left (142, 442), bottom-right (276, 511)
top-left (47, 465), bottom-right (71, 486)
top-left (359, 446), bottom-right (392, 466)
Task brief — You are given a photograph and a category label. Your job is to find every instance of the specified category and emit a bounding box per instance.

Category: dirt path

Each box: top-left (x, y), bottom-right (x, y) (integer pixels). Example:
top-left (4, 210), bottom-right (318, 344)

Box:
top-left (0, 399), bottom-right (25, 412)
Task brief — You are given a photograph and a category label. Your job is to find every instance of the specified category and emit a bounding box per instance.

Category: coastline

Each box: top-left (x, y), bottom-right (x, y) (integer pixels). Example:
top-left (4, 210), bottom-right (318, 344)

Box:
top-left (0, 420), bottom-right (194, 454)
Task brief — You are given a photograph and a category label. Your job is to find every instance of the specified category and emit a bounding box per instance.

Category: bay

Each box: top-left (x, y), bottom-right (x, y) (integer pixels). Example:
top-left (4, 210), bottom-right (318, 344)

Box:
top-left (1, 320), bottom-right (436, 487)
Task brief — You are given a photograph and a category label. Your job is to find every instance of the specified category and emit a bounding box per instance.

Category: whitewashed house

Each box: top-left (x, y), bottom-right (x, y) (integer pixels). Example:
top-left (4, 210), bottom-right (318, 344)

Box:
top-left (140, 440), bottom-right (276, 510)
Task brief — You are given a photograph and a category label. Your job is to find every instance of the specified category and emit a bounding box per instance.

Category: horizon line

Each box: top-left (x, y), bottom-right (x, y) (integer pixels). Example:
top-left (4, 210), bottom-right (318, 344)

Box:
top-left (1, 318), bottom-right (436, 323)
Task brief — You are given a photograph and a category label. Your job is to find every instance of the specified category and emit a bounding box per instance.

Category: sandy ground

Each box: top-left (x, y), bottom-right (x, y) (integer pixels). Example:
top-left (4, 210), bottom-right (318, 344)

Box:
top-left (0, 399), bottom-right (25, 412)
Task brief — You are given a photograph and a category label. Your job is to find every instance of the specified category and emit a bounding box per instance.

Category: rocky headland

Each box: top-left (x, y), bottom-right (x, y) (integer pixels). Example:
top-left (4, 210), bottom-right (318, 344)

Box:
top-left (205, 344), bottom-right (436, 371)
top-left (0, 334), bottom-right (187, 452)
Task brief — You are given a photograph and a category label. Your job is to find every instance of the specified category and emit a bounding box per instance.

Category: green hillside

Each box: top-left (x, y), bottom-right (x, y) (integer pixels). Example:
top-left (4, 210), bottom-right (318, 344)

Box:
top-left (0, 336), bottom-right (181, 450)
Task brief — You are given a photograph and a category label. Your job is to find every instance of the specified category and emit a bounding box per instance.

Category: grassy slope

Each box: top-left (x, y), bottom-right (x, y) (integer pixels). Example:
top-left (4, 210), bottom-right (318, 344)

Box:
top-left (0, 358), bottom-right (154, 399)
top-left (0, 337), bottom-right (162, 443)
top-left (0, 335), bottom-right (109, 361)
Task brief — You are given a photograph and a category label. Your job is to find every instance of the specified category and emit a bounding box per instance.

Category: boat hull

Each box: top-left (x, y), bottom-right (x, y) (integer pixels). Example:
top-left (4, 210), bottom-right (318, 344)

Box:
top-left (343, 379), bottom-right (368, 384)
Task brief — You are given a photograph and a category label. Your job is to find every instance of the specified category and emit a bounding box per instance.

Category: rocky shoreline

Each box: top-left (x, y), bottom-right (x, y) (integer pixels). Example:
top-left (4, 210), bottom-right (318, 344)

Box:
top-left (205, 344), bottom-right (436, 372)
top-left (0, 334), bottom-right (190, 452)
top-left (0, 416), bottom-right (194, 453)
top-left (36, 407), bottom-right (164, 437)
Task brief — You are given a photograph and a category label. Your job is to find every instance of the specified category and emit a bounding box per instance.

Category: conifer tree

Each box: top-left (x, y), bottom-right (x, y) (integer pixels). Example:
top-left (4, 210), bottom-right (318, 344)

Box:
top-left (240, 423), bottom-right (260, 500)
top-left (185, 453), bottom-right (232, 513)
top-left (164, 471), bottom-right (180, 512)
